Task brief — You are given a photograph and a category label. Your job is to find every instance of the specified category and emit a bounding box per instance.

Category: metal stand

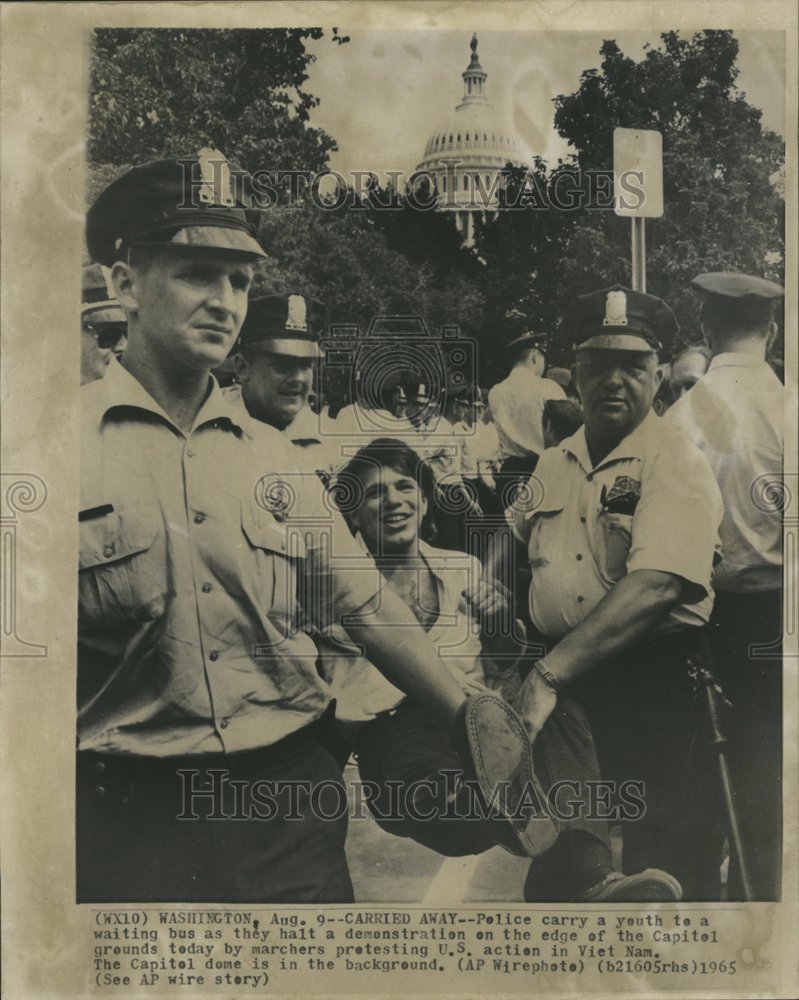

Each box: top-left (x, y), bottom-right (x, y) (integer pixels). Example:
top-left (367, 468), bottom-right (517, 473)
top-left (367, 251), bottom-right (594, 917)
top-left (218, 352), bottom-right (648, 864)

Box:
top-left (631, 217), bottom-right (646, 292)
top-left (687, 639), bottom-right (754, 901)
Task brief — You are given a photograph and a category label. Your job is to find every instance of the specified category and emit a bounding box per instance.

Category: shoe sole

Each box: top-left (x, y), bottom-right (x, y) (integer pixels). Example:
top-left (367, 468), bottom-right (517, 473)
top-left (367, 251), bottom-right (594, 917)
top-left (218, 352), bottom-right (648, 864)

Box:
top-left (464, 693), bottom-right (559, 858)
top-left (585, 869), bottom-right (683, 903)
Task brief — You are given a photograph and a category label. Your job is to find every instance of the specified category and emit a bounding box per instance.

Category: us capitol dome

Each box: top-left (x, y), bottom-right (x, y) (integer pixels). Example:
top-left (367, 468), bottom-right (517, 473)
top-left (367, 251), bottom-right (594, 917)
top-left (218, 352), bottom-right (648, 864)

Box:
top-left (415, 34), bottom-right (533, 244)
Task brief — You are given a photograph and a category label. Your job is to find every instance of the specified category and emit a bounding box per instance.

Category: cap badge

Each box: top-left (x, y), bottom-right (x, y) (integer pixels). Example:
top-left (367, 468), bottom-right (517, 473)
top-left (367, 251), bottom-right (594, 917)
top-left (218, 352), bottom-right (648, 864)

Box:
top-left (285, 294), bottom-right (308, 332)
top-left (197, 147), bottom-right (235, 207)
top-left (603, 290), bottom-right (628, 327)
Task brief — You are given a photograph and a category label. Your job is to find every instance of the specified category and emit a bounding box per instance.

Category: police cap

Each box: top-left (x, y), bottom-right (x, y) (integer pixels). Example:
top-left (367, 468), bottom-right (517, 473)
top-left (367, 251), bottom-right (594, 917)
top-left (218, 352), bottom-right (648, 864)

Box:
top-left (690, 272), bottom-right (784, 300)
top-left (81, 263), bottom-right (126, 325)
top-left (238, 294), bottom-right (323, 359)
top-left (507, 331), bottom-right (549, 353)
top-left (86, 148), bottom-right (266, 267)
top-left (564, 284), bottom-right (678, 355)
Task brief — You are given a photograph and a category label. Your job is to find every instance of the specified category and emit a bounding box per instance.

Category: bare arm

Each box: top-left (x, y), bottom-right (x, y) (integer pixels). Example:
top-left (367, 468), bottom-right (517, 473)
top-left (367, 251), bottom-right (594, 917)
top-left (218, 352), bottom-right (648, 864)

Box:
top-left (514, 569), bottom-right (684, 741)
top-left (541, 569), bottom-right (684, 685)
top-left (344, 587), bottom-right (466, 726)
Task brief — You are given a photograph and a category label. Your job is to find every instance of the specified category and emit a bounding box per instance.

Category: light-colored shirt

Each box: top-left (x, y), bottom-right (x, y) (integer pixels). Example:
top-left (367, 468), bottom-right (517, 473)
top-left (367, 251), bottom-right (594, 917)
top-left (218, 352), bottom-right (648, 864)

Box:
top-left (317, 542), bottom-right (485, 723)
top-left (333, 403), bottom-right (416, 442)
top-left (512, 412), bottom-right (723, 640)
top-left (221, 388), bottom-right (344, 475)
top-left (79, 360), bottom-right (381, 757)
top-left (283, 403), bottom-right (344, 475)
top-left (489, 366), bottom-right (565, 460)
top-left (666, 353), bottom-right (783, 593)
top-left (469, 421), bottom-right (501, 480)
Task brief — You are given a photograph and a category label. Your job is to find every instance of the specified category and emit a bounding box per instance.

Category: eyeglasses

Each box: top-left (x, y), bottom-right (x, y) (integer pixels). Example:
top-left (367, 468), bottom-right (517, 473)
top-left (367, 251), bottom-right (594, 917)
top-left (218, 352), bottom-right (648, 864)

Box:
top-left (82, 322), bottom-right (127, 350)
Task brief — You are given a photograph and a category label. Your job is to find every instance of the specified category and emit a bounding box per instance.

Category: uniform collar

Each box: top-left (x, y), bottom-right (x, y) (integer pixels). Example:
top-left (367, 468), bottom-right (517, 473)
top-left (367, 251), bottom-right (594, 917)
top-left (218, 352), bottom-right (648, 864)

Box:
top-left (561, 410), bottom-right (659, 474)
top-left (90, 357), bottom-right (251, 437)
top-left (286, 404), bottom-right (322, 443)
top-left (707, 352), bottom-right (771, 373)
top-left (509, 365), bottom-right (543, 383)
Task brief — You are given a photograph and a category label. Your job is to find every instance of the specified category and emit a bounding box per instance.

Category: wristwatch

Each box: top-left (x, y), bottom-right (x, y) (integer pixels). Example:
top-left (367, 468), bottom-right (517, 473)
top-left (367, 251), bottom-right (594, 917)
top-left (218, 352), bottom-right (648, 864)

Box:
top-left (533, 659), bottom-right (563, 694)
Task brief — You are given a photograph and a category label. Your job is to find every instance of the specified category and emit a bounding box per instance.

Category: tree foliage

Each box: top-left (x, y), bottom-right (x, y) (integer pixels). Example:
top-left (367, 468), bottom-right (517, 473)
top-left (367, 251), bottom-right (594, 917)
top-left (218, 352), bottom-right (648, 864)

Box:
top-left (86, 28), bottom-right (785, 380)
top-left (473, 30), bottom-right (785, 362)
top-left (89, 29), bottom-right (337, 174)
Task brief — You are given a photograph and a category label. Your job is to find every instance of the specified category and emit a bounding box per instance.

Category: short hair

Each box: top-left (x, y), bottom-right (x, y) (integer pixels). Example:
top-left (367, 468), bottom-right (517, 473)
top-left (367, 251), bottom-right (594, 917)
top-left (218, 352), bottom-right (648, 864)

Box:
top-left (335, 438), bottom-right (437, 540)
top-left (543, 399), bottom-right (584, 443)
top-left (672, 342), bottom-right (711, 366)
top-left (701, 295), bottom-right (775, 337)
top-left (515, 345), bottom-right (546, 366)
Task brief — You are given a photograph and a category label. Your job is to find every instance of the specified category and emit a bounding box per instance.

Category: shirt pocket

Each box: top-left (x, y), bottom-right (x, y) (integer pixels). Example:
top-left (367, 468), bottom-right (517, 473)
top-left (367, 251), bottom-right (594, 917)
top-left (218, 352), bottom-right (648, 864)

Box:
top-left (599, 511), bottom-right (634, 583)
top-left (79, 503), bottom-right (167, 629)
top-left (241, 501), bottom-right (307, 634)
top-left (524, 485), bottom-right (566, 570)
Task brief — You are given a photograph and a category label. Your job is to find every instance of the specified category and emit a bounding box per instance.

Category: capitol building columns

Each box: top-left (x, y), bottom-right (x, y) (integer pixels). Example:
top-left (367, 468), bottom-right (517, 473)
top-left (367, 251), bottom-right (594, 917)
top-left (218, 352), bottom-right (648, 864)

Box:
top-left (415, 34), bottom-right (534, 245)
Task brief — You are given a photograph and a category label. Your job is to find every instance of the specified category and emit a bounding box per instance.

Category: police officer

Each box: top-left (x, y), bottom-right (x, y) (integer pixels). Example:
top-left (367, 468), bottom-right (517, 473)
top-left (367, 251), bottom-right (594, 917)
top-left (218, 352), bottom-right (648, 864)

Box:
top-left (512, 285), bottom-right (725, 900)
top-left (78, 151), bottom-right (546, 902)
top-left (80, 263), bottom-right (127, 384)
top-left (229, 292), bottom-right (341, 470)
top-left (667, 272), bottom-right (785, 900)
top-left (389, 384), bottom-right (409, 421)
top-left (488, 328), bottom-right (565, 482)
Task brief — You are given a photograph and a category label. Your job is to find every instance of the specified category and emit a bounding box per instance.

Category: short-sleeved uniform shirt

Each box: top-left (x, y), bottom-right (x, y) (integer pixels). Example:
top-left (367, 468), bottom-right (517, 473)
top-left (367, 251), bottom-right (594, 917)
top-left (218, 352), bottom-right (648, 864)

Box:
top-left (489, 367), bottom-right (565, 460)
top-left (79, 360), bottom-right (381, 757)
top-left (317, 542), bottom-right (485, 724)
top-left (665, 353), bottom-right (783, 593)
top-left (512, 412), bottom-right (723, 641)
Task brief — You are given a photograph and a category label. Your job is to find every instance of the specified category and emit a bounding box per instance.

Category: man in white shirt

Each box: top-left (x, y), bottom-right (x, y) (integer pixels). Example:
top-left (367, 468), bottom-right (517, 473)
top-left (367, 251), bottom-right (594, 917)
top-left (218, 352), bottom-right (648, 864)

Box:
top-left (512, 285), bottom-right (724, 900)
top-left (229, 293), bottom-right (346, 474)
top-left (324, 439), bottom-right (682, 899)
top-left (489, 331), bottom-right (565, 467)
top-left (79, 153), bottom-right (542, 902)
top-left (666, 271), bottom-right (785, 900)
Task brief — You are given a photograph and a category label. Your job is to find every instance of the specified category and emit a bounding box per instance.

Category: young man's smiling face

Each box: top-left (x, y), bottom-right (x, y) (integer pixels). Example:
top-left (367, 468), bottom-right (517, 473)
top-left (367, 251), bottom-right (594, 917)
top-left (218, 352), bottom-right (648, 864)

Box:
top-left (118, 248), bottom-right (254, 371)
top-left (351, 463), bottom-right (428, 557)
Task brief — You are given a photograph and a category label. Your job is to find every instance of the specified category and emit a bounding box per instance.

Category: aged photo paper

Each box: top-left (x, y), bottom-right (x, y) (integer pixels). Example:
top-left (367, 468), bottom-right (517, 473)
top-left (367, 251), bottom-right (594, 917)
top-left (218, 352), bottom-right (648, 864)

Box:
top-left (1, 1), bottom-right (797, 997)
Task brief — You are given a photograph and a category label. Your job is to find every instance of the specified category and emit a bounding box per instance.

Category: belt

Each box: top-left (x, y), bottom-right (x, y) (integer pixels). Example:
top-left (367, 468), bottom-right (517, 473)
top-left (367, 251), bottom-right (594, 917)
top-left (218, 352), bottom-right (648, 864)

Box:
top-left (78, 720), bottom-right (323, 780)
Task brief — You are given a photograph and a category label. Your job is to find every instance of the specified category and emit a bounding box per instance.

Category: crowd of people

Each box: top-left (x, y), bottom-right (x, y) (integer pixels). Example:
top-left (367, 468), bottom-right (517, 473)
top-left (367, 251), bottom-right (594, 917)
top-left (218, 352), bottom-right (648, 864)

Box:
top-left (77, 151), bottom-right (785, 905)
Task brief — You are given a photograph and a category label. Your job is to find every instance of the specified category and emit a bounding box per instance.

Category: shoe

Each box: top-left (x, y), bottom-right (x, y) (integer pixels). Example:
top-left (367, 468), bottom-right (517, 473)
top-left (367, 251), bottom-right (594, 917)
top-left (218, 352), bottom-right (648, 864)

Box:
top-left (452, 692), bottom-right (559, 858)
top-left (580, 869), bottom-right (683, 902)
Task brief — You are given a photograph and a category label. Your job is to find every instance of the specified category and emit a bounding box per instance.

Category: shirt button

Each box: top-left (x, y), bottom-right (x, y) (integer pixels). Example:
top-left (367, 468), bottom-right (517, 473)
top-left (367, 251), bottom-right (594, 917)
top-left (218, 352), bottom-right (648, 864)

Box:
top-left (586, 474), bottom-right (593, 482)
top-left (219, 718), bottom-right (229, 730)
top-left (95, 786), bottom-right (106, 798)
top-left (103, 543), bottom-right (116, 558)
top-left (194, 513), bottom-right (206, 524)
top-left (209, 650), bottom-right (219, 662)
top-left (201, 583), bottom-right (213, 593)
top-left (187, 449), bottom-right (195, 458)
top-left (94, 761), bottom-right (106, 775)
top-left (577, 596), bottom-right (585, 604)
top-left (576, 554), bottom-right (583, 561)
top-left (580, 516), bottom-right (587, 524)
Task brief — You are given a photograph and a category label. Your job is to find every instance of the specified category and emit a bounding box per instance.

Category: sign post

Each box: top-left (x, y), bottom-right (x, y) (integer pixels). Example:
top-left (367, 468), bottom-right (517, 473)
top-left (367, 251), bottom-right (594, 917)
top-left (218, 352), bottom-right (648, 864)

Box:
top-left (613, 127), bottom-right (663, 292)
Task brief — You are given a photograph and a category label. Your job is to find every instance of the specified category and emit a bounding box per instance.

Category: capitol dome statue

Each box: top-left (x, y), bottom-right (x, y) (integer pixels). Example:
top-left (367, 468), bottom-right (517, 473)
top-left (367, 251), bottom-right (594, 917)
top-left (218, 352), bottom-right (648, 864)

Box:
top-left (415, 34), bottom-right (533, 244)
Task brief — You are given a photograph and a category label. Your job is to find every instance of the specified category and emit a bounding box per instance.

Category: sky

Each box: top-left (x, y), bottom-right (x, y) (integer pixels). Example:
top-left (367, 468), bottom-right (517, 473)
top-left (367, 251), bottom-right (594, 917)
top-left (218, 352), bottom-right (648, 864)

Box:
top-left (304, 29), bottom-right (786, 181)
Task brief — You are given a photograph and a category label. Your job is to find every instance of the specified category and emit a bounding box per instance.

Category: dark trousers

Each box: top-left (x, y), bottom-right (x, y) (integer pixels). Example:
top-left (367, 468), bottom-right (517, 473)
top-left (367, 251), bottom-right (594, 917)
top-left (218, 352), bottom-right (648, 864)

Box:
top-left (354, 698), bottom-right (610, 860)
top-left (707, 589), bottom-right (783, 900)
top-left (544, 630), bottom-right (720, 899)
top-left (77, 728), bottom-right (353, 903)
